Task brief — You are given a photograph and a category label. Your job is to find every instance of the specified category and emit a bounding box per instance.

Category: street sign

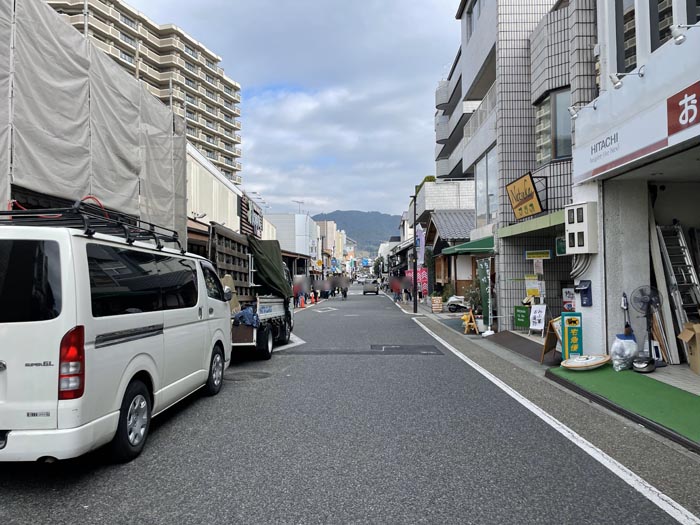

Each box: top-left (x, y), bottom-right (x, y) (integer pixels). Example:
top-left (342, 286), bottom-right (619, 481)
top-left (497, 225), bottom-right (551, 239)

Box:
top-left (525, 250), bottom-right (551, 260)
top-left (316, 260), bottom-right (323, 267)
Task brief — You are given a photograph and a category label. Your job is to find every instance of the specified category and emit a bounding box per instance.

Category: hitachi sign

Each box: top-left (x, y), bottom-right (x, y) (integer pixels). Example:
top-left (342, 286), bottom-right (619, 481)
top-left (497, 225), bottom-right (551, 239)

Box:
top-left (590, 133), bottom-right (619, 155)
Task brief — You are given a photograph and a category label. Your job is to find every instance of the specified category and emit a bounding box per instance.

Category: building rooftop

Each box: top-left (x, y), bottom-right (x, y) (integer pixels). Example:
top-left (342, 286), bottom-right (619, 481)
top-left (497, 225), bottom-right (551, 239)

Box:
top-left (428, 209), bottom-right (475, 242)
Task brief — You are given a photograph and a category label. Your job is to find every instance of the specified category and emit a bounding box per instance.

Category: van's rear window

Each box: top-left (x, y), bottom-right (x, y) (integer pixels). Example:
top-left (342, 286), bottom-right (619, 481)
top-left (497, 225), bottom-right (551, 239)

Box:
top-left (0, 240), bottom-right (62, 322)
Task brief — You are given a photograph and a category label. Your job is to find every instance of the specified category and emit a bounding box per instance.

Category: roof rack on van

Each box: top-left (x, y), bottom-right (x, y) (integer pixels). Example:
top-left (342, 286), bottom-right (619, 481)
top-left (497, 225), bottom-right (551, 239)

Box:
top-left (0, 200), bottom-right (186, 254)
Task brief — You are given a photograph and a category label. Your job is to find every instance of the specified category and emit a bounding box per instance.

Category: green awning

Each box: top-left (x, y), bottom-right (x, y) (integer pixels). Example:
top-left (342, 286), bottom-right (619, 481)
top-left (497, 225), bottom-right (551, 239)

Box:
top-left (442, 236), bottom-right (494, 255)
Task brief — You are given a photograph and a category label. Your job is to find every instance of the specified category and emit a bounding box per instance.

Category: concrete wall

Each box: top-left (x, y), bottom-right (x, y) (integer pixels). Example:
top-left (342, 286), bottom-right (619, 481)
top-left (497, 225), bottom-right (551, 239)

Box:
top-left (186, 148), bottom-right (241, 232)
top-left (603, 180), bottom-right (650, 351)
top-left (652, 183), bottom-right (700, 229)
top-left (456, 255), bottom-right (473, 280)
top-left (460, 0), bottom-right (497, 97)
top-left (530, 8), bottom-right (570, 104)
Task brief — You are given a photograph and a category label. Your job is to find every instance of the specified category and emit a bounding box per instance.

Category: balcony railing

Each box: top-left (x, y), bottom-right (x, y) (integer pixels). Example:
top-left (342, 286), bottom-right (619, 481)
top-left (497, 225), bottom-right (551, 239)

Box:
top-left (435, 80), bottom-right (450, 109)
top-left (435, 115), bottom-right (449, 144)
top-left (463, 82), bottom-right (496, 143)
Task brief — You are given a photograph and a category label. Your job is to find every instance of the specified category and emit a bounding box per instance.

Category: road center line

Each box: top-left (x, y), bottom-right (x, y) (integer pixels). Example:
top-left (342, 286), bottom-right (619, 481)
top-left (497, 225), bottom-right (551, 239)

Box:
top-left (413, 318), bottom-right (700, 525)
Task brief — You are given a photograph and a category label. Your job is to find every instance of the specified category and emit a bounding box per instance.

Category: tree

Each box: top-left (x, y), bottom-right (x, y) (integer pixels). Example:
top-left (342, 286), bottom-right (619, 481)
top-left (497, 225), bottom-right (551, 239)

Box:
top-left (373, 257), bottom-right (382, 276)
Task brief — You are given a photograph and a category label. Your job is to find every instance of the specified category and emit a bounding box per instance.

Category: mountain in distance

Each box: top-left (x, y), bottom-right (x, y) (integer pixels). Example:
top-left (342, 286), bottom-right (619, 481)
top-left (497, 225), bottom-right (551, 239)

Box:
top-left (312, 210), bottom-right (401, 256)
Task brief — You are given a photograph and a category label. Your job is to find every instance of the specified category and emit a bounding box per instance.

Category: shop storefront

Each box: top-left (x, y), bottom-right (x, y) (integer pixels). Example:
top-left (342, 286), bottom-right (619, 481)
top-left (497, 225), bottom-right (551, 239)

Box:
top-left (572, 12), bottom-right (700, 376)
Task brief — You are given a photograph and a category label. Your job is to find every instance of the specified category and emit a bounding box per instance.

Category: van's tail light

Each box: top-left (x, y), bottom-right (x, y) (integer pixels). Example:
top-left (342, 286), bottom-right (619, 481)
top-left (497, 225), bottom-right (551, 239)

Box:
top-left (59, 326), bottom-right (85, 400)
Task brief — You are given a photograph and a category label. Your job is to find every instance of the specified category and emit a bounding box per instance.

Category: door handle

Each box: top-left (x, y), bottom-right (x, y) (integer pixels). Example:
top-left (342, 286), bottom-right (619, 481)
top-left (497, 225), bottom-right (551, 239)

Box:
top-left (0, 361), bottom-right (6, 371)
top-left (198, 307), bottom-right (203, 319)
top-left (209, 307), bottom-right (214, 315)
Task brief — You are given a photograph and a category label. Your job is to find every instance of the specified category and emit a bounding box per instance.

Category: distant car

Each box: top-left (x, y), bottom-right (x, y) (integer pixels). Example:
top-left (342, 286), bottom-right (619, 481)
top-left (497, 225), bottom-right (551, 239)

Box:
top-left (363, 279), bottom-right (380, 295)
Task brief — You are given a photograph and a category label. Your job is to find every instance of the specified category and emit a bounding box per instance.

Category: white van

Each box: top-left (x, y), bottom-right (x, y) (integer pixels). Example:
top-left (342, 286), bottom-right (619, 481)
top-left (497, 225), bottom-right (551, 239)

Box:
top-left (0, 220), bottom-right (232, 462)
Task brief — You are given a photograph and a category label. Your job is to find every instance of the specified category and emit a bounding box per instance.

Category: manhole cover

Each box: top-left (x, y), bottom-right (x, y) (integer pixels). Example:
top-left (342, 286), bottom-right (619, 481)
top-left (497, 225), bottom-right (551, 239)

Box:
top-left (224, 371), bottom-right (272, 382)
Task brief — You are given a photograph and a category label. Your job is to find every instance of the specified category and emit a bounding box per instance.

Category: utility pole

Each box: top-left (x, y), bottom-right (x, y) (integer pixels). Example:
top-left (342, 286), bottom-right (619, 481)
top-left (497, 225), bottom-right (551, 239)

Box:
top-left (292, 200), bottom-right (304, 214)
top-left (412, 194), bottom-right (418, 314)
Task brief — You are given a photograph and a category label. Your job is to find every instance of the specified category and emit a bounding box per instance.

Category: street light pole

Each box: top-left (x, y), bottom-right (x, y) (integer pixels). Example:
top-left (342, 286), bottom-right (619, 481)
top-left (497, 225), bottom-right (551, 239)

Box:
top-left (412, 195), bottom-right (418, 314)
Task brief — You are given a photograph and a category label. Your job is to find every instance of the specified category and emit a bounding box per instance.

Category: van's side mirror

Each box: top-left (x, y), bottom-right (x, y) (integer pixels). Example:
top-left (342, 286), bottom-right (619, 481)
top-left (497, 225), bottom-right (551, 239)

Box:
top-left (223, 286), bottom-right (233, 302)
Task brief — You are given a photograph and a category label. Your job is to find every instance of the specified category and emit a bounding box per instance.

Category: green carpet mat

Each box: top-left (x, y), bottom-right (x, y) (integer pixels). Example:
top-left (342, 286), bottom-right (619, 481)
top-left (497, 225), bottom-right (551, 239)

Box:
top-left (550, 364), bottom-right (700, 443)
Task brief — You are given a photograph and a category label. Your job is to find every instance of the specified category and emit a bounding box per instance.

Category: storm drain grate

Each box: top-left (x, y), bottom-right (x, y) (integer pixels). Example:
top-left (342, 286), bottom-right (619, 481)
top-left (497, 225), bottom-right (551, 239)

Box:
top-left (277, 345), bottom-right (443, 356)
top-left (223, 371), bottom-right (272, 382)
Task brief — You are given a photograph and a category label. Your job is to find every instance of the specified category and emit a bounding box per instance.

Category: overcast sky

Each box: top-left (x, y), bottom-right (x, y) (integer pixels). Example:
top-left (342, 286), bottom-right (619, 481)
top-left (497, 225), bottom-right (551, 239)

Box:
top-left (129, 0), bottom-right (459, 216)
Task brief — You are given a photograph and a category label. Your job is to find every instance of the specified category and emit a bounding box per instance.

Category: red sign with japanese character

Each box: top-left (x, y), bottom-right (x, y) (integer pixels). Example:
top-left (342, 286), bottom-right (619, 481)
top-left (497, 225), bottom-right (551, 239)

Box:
top-left (667, 82), bottom-right (700, 136)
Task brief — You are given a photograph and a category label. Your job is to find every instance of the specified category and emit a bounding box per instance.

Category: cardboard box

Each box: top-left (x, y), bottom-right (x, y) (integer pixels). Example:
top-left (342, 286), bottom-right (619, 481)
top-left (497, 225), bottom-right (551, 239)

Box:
top-left (677, 323), bottom-right (700, 375)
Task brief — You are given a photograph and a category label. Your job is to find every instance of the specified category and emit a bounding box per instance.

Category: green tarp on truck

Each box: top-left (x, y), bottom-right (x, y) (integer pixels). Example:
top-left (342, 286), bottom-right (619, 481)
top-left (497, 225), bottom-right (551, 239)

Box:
top-left (247, 236), bottom-right (292, 300)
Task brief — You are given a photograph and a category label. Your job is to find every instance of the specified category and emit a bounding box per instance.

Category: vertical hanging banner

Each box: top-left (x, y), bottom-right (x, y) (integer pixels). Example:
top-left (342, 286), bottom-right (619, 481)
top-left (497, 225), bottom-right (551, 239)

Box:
top-left (418, 267), bottom-right (428, 295)
top-left (562, 312), bottom-right (583, 359)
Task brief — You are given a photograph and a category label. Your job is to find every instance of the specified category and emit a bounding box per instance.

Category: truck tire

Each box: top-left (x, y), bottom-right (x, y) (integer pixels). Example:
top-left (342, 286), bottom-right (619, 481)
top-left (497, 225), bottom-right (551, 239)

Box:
top-left (448, 304), bottom-right (457, 313)
top-left (256, 325), bottom-right (273, 360)
top-left (275, 319), bottom-right (291, 345)
top-left (109, 380), bottom-right (151, 463)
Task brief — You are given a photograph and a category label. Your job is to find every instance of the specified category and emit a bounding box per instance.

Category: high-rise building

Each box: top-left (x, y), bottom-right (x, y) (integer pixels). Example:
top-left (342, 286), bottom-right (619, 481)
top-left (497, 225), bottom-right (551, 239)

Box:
top-left (48, 0), bottom-right (243, 184)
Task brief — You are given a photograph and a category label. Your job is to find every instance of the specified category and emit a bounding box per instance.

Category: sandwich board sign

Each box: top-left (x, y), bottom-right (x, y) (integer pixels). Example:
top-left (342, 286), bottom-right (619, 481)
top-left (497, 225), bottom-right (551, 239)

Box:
top-left (529, 304), bottom-right (547, 337)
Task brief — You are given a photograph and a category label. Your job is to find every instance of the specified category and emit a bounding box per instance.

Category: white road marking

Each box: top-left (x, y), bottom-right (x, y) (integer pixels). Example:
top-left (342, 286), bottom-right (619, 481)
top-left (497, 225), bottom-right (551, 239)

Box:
top-left (413, 318), bottom-right (700, 525)
top-left (313, 307), bottom-right (338, 313)
top-left (344, 314), bottom-right (360, 317)
top-left (280, 333), bottom-right (306, 351)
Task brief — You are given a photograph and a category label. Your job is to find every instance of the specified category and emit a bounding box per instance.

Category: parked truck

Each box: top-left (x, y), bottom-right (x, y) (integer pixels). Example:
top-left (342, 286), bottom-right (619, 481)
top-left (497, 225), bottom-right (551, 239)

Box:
top-left (205, 223), bottom-right (294, 359)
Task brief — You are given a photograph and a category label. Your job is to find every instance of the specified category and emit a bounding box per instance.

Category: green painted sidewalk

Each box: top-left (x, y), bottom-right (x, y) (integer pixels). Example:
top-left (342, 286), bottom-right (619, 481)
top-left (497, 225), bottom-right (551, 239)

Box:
top-left (549, 364), bottom-right (700, 445)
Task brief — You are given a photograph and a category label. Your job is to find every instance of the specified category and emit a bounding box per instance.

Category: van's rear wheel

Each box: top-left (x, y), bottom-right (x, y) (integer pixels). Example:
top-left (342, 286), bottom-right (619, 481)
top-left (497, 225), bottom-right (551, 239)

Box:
top-left (109, 380), bottom-right (151, 463)
top-left (204, 345), bottom-right (225, 396)
top-left (256, 325), bottom-right (273, 360)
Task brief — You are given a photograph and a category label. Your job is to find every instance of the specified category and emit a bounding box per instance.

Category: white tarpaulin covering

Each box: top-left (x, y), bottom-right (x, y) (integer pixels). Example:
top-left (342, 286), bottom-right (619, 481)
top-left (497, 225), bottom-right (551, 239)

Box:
top-left (88, 46), bottom-right (141, 215)
top-left (0, 0), bottom-right (11, 209)
top-left (2, 0), bottom-right (187, 239)
top-left (13, 0), bottom-right (91, 200)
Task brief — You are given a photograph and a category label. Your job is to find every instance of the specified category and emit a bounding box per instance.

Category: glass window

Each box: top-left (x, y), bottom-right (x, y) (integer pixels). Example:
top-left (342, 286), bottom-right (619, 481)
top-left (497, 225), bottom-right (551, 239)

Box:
top-left (185, 62), bottom-right (196, 73)
top-left (206, 59), bottom-right (216, 69)
top-left (87, 244), bottom-right (160, 317)
top-left (120, 32), bottom-right (135, 46)
top-left (185, 77), bottom-right (196, 88)
top-left (553, 91), bottom-right (572, 158)
top-left (120, 51), bottom-right (134, 64)
top-left (486, 147), bottom-right (498, 224)
top-left (185, 93), bottom-right (196, 104)
top-left (475, 154), bottom-right (488, 228)
top-left (157, 257), bottom-right (198, 309)
top-left (201, 264), bottom-right (224, 301)
top-left (120, 14), bottom-right (137, 29)
top-left (535, 96), bottom-right (552, 166)
top-left (185, 45), bottom-right (198, 58)
top-left (650, 0), bottom-right (674, 50)
top-left (0, 240), bottom-right (62, 323)
top-left (616, 0), bottom-right (637, 73)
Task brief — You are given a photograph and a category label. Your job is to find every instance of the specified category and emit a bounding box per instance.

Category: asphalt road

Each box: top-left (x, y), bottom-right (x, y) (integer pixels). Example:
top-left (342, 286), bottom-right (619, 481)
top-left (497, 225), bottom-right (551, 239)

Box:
top-left (0, 284), bottom-right (687, 524)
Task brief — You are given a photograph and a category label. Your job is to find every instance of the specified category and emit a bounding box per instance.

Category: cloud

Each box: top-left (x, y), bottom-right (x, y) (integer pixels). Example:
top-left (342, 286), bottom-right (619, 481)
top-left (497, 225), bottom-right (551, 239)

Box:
top-left (127, 0), bottom-right (459, 215)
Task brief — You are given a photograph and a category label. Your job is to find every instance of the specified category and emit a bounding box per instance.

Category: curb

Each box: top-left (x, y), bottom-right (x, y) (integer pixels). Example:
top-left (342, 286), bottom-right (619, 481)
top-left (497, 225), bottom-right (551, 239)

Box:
top-left (544, 368), bottom-right (700, 455)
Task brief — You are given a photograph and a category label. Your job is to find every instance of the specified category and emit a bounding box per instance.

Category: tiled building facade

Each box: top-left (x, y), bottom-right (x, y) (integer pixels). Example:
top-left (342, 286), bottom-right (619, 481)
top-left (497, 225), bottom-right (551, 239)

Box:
top-left (48, 0), bottom-right (243, 184)
top-left (436, 0), bottom-right (598, 330)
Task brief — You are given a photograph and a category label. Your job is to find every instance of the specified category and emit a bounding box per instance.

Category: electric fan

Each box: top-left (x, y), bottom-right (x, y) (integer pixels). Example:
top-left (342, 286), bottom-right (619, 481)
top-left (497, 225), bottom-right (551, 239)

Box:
top-left (629, 285), bottom-right (662, 373)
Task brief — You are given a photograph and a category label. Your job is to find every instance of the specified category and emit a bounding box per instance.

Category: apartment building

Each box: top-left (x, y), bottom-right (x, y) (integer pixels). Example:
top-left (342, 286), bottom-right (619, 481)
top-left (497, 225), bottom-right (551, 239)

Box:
top-left (48, 0), bottom-right (243, 183)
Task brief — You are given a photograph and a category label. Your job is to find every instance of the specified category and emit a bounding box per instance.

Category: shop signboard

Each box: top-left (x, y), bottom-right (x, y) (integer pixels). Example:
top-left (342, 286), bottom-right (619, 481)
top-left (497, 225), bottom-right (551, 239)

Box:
top-left (416, 225), bottom-right (426, 265)
top-left (562, 287), bottom-right (576, 312)
top-left (506, 172), bottom-right (543, 220)
top-left (562, 312), bottom-right (583, 359)
top-left (529, 305), bottom-right (547, 332)
top-left (525, 250), bottom-right (551, 260)
top-left (525, 274), bottom-right (540, 297)
top-left (574, 81), bottom-right (700, 184)
top-left (514, 305), bottom-right (530, 328)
